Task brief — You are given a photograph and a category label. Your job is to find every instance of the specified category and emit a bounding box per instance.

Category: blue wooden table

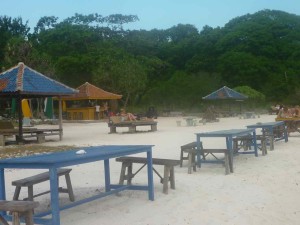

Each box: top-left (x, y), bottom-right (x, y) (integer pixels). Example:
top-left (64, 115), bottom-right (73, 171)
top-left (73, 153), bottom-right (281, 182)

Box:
top-left (247, 121), bottom-right (288, 150)
top-left (0, 145), bottom-right (154, 225)
top-left (195, 128), bottom-right (257, 173)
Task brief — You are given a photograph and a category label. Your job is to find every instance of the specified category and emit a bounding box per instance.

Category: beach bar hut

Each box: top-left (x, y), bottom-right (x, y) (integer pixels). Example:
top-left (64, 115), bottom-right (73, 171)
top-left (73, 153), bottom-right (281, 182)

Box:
top-left (0, 62), bottom-right (78, 142)
top-left (60, 82), bottom-right (122, 120)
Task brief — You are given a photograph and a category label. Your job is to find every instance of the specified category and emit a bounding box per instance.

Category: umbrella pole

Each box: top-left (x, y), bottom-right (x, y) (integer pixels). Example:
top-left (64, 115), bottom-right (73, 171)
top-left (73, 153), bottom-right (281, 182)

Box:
top-left (17, 93), bottom-right (23, 144)
top-left (58, 97), bottom-right (63, 140)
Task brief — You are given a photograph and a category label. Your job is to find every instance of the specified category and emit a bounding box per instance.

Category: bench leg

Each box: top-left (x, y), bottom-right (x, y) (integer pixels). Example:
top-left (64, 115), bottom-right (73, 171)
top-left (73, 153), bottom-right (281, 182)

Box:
top-left (37, 134), bottom-right (45, 143)
top-left (228, 151), bottom-right (234, 173)
top-left (0, 135), bottom-right (5, 147)
top-left (170, 166), bottom-right (175, 190)
top-left (192, 152), bottom-right (196, 172)
top-left (163, 166), bottom-right (170, 194)
top-left (180, 149), bottom-right (184, 167)
top-left (12, 212), bottom-right (21, 225)
top-left (28, 186), bottom-right (34, 201)
top-left (264, 139), bottom-right (268, 155)
top-left (128, 126), bottom-right (136, 133)
top-left (24, 210), bottom-right (34, 225)
top-left (119, 162), bottom-right (133, 185)
top-left (270, 136), bottom-right (274, 150)
top-left (110, 127), bottom-right (116, 133)
top-left (187, 152), bottom-right (196, 174)
top-left (233, 140), bottom-right (238, 153)
top-left (65, 173), bottom-right (75, 202)
top-left (151, 124), bottom-right (157, 131)
top-left (13, 186), bottom-right (21, 201)
top-left (261, 139), bottom-right (267, 156)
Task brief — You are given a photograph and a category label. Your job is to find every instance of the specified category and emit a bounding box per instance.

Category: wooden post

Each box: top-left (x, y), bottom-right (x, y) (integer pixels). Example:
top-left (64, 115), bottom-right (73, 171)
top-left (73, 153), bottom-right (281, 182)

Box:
top-left (58, 97), bottom-right (63, 140)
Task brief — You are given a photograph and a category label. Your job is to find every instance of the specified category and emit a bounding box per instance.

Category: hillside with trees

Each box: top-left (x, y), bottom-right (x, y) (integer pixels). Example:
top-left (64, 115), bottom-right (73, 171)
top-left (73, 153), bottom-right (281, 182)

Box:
top-left (1, 9), bottom-right (300, 111)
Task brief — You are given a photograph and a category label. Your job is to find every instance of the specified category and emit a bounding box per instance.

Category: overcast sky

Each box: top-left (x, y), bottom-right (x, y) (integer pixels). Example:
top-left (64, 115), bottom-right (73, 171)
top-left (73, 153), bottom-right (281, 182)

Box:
top-left (1, 0), bottom-right (300, 31)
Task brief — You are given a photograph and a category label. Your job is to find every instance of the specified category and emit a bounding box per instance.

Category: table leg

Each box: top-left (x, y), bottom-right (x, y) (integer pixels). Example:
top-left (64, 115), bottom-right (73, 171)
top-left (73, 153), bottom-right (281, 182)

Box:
top-left (0, 169), bottom-right (6, 217)
top-left (196, 136), bottom-right (202, 168)
top-left (283, 125), bottom-right (288, 142)
top-left (147, 150), bottom-right (154, 201)
top-left (104, 159), bottom-right (111, 192)
top-left (252, 130), bottom-right (258, 157)
top-left (226, 137), bottom-right (234, 173)
top-left (49, 168), bottom-right (60, 225)
top-left (268, 128), bottom-right (275, 150)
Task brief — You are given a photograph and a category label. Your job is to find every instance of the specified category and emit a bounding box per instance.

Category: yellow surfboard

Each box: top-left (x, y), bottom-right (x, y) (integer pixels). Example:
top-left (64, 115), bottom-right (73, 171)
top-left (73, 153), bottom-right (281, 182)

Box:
top-left (22, 99), bottom-right (32, 118)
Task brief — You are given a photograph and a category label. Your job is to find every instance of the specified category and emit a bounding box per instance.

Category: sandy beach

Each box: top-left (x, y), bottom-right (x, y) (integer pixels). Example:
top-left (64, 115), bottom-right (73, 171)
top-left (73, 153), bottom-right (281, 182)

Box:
top-left (2, 114), bottom-right (300, 225)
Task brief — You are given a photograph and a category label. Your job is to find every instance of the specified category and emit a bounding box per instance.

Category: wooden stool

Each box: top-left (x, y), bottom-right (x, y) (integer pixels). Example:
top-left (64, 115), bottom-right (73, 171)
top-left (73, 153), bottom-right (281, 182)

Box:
top-left (0, 200), bottom-right (39, 225)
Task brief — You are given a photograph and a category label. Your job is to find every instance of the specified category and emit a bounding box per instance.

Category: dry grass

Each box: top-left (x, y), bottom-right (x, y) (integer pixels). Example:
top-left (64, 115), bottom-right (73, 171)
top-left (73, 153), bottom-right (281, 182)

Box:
top-left (0, 144), bottom-right (78, 159)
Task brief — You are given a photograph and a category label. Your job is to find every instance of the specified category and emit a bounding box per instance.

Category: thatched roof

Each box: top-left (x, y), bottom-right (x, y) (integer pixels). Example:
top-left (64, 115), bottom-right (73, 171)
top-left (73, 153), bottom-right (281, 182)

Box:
top-left (60, 82), bottom-right (122, 100)
top-left (202, 86), bottom-right (248, 100)
top-left (0, 62), bottom-right (78, 97)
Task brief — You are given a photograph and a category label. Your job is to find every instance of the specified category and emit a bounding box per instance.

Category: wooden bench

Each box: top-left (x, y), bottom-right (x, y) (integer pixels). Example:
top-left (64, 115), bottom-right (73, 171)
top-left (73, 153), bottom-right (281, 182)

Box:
top-left (116, 157), bottom-right (180, 194)
top-left (233, 135), bottom-right (268, 155)
top-left (108, 116), bottom-right (157, 133)
top-left (21, 128), bottom-right (62, 143)
top-left (0, 128), bottom-right (62, 146)
top-left (0, 200), bottom-right (39, 225)
top-left (12, 168), bottom-right (75, 202)
top-left (180, 142), bottom-right (231, 175)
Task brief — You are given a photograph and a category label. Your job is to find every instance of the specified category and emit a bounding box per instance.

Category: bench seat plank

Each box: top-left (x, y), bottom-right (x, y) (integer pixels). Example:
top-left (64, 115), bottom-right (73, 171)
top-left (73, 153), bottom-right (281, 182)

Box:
top-left (116, 157), bottom-right (179, 166)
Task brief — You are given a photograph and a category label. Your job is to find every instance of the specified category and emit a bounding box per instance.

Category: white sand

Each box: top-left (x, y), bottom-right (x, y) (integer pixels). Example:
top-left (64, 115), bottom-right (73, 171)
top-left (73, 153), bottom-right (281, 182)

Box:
top-left (4, 114), bottom-right (300, 225)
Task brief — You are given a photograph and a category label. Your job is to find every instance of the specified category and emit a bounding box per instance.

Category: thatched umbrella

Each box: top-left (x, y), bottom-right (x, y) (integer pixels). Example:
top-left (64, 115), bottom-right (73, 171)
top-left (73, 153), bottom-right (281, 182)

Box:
top-left (202, 86), bottom-right (248, 115)
top-left (0, 62), bottom-right (78, 142)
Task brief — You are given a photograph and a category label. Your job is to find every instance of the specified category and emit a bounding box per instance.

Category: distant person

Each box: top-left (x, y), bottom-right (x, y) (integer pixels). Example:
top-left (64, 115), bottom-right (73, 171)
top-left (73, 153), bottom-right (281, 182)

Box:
top-left (103, 102), bottom-right (109, 117)
top-left (277, 105), bottom-right (291, 118)
top-left (95, 104), bottom-right (100, 120)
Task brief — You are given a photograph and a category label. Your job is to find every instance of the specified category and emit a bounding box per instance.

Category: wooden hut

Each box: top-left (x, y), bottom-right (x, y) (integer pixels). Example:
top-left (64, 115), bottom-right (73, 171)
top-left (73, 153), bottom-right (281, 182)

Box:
top-left (60, 82), bottom-right (122, 120)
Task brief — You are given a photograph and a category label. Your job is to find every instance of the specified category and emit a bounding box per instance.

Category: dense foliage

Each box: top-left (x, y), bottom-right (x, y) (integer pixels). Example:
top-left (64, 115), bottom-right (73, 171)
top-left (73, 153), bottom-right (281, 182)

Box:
top-left (1, 10), bottom-right (300, 110)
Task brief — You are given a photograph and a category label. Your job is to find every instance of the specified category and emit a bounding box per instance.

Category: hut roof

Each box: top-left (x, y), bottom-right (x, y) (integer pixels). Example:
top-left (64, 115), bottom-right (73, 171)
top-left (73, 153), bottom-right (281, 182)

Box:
top-left (60, 82), bottom-right (122, 100)
top-left (0, 62), bottom-right (78, 97)
top-left (202, 86), bottom-right (248, 100)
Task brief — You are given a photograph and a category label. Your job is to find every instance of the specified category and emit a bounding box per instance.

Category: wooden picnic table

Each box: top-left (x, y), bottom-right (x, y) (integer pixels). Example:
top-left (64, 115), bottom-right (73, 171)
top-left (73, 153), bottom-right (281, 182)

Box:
top-left (247, 121), bottom-right (288, 149)
top-left (195, 128), bottom-right (258, 173)
top-left (0, 145), bottom-right (154, 225)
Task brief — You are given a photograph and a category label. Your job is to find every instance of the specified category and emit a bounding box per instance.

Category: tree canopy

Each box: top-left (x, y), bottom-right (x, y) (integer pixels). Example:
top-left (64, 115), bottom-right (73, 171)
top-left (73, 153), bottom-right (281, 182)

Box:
top-left (1, 9), bottom-right (300, 110)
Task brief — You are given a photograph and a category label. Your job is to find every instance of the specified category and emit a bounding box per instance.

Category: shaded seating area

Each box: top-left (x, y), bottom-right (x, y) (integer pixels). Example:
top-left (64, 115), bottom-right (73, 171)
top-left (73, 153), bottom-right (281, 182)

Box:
top-left (0, 62), bottom-right (78, 145)
top-left (202, 86), bottom-right (248, 118)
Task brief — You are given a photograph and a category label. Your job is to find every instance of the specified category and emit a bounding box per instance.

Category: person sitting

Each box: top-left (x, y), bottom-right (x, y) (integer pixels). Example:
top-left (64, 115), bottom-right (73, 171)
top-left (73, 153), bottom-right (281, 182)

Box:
top-left (294, 106), bottom-right (300, 117)
top-left (277, 106), bottom-right (292, 118)
top-left (120, 108), bottom-right (137, 121)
